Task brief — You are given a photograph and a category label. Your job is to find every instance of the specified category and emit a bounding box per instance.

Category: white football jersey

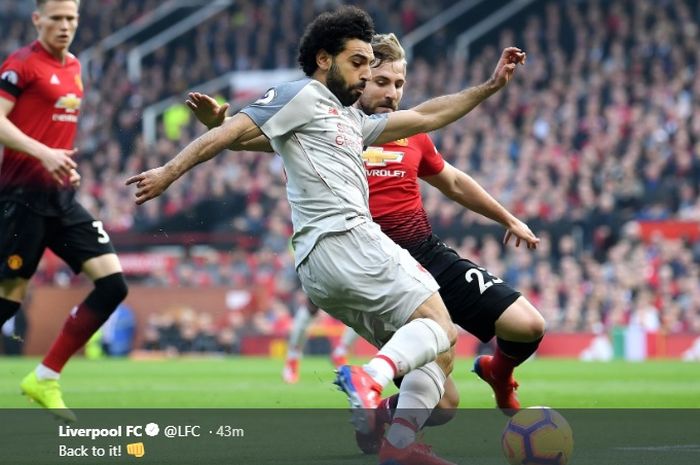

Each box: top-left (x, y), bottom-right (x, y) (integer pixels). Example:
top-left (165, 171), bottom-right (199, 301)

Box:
top-left (241, 78), bottom-right (388, 266)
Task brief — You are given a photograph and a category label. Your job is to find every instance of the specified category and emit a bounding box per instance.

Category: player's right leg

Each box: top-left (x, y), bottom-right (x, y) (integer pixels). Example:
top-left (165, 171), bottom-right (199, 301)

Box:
top-left (0, 201), bottom-right (36, 328)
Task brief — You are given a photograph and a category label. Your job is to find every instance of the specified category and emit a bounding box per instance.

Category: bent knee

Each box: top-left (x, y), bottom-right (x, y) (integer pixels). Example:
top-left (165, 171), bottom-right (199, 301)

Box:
top-left (435, 350), bottom-right (454, 376)
top-left (439, 387), bottom-right (459, 410)
top-left (526, 309), bottom-right (546, 340)
top-left (427, 385), bottom-right (459, 426)
top-left (94, 273), bottom-right (129, 306)
top-left (514, 316), bottom-right (545, 342)
top-left (427, 407), bottom-right (457, 427)
top-left (498, 298), bottom-right (546, 342)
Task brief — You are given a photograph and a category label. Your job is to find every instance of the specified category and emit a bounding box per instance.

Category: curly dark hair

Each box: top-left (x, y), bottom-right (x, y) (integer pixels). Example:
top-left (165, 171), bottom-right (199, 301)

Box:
top-left (297, 6), bottom-right (375, 77)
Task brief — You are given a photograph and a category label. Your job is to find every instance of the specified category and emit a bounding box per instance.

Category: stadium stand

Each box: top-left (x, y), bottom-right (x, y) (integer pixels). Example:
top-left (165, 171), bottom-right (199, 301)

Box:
top-left (2, 0), bottom-right (699, 353)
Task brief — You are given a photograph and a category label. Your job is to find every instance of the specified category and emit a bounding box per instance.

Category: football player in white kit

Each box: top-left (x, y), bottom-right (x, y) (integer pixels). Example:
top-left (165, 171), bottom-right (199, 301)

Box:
top-left (127, 7), bottom-right (525, 464)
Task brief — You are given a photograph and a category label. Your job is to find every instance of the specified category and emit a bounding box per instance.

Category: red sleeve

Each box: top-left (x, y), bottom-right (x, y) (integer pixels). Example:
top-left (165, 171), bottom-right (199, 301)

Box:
top-left (417, 133), bottom-right (445, 177)
top-left (0, 53), bottom-right (28, 103)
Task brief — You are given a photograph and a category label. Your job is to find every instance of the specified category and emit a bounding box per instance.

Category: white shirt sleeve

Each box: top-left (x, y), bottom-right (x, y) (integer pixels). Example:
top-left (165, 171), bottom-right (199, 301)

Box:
top-left (240, 79), bottom-right (316, 139)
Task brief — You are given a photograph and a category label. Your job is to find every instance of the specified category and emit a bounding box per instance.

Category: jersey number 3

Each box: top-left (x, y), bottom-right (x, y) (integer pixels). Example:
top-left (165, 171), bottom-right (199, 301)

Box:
top-left (465, 267), bottom-right (503, 294)
top-left (92, 221), bottom-right (111, 244)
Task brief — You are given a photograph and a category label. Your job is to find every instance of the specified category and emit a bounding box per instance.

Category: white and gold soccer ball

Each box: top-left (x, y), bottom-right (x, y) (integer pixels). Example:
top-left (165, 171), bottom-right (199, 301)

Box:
top-left (501, 407), bottom-right (574, 465)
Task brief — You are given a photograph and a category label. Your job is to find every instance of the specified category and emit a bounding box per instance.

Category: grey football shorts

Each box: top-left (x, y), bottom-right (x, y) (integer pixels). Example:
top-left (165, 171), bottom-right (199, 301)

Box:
top-left (297, 221), bottom-right (439, 348)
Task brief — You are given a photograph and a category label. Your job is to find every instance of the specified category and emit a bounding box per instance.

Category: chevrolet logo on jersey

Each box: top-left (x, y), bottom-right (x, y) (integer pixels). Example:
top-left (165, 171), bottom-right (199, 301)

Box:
top-left (362, 147), bottom-right (404, 167)
top-left (55, 93), bottom-right (82, 113)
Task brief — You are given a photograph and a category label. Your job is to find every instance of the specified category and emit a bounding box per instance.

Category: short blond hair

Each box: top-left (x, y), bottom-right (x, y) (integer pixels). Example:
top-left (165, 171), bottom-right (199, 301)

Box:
top-left (36, 0), bottom-right (80, 10)
top-left (371, 33), bottom-right (407, 69)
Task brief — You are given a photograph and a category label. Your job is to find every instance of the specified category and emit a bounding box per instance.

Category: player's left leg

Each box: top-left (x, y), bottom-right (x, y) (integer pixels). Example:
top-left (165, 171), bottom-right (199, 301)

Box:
top-left (474, 296), bottom-right (544, 414)
top-left (0, 278), bottom-right (26, 327)
top-left (379, 353), bottom-right (458, 465)
top-left (430, 252), bottom-right (544, 415)
top-left (21, 253), bottom-right (127, 421)
top-left (39, 253), bottom-right (127, 376)
top-left (355, 373), bottom-right (460, 454)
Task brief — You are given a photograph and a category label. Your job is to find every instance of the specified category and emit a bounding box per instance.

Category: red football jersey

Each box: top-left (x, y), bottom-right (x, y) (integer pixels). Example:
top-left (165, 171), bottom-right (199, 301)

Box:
top-left (0, 40), bottom-right (83, 214)
top-left (363, 133), bottom-right (445, 249)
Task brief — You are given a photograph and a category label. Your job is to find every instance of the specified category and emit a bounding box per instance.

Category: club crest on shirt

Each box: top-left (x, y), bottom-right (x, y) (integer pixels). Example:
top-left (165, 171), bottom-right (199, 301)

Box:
top-left (393, 138), bottom-right (408, 146)
top-left (7, 255), bottom-right (23, 270)
top-left (362, 147), bottom-right (404, 167)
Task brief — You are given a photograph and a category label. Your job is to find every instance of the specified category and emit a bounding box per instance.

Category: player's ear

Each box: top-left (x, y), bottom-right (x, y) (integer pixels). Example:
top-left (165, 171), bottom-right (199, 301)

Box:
top-left (31, 10), bottom-right (41, 29)
top-left (316, 50), bottom-right (332, 72)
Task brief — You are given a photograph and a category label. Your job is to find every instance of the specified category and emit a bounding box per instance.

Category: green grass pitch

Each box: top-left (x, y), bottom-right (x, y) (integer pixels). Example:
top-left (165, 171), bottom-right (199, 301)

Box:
top-left (1, 357), bottom-right (699, 465)
top-left (1, 356), bottom-right (698, 408)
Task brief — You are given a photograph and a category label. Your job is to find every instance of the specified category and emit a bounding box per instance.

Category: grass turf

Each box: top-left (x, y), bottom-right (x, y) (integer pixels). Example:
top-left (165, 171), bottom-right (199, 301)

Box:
top-left (2, 357), bottom-right (699, 464)
top-left (1, 356), bottom-right (698, 408)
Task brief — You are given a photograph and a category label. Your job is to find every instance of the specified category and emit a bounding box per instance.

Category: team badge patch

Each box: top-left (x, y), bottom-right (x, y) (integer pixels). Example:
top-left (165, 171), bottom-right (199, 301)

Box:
top-left (1, 70), bottom-right (19, 85)
top-left (7, 255), bottom-right (23, 270)
top-left (255, 88), bottom-right (276, 105)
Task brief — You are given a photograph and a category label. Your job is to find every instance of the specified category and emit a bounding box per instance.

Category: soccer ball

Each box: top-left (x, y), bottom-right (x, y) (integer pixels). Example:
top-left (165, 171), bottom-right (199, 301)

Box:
top-left (501, 407), bottom-right (573, 465)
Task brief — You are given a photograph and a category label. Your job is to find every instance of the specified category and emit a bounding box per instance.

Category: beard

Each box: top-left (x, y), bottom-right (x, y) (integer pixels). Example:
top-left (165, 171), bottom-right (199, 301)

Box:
top-left (327, 61), bottom-right (364, 106)
top-left (359, 98), bottom-right (397, 115)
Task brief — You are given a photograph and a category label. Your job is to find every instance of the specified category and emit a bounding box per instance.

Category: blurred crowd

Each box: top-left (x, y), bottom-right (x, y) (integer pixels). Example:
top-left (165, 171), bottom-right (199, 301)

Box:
top-left (2, 0), bottom-right (700, 349)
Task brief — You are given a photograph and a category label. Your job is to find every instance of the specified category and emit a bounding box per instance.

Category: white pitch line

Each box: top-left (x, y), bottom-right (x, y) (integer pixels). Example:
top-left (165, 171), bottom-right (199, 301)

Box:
top-left (613, 445), bottom-right (700, 452)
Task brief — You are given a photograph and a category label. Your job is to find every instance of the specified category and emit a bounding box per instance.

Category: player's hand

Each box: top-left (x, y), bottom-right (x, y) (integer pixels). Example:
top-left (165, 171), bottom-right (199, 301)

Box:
top-left (186, 92), bottom-right (229, 129)
top-left (491, 47), bottom-right (526, 89)
top-left (503, 218), bottom-right (539, 249)
top-left (68, 168), bottom-right (81, 188)
top-left (37, 147), bottom-right (78, 185)
top-left (125, 166), bottom-right (174, 205)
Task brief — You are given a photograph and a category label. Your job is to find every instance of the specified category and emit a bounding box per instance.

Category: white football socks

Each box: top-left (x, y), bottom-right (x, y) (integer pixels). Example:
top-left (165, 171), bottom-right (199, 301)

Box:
top-left (386, 362), bottom-right (447, 448)
top-left (365, 318), bottom-right (450, 388)
top-left (35, 364), bottom-right (60, 381)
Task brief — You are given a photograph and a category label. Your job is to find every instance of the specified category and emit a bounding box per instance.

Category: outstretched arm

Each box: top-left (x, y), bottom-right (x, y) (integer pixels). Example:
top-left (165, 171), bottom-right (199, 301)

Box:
top-left (375, 47), bottom-right (525, 145)
top-left (186, 92), bottom-right (273, 152)
top-left (423, 162), bottom-right (539, 249)
top-left (125, 113), bottom-right (263, 204)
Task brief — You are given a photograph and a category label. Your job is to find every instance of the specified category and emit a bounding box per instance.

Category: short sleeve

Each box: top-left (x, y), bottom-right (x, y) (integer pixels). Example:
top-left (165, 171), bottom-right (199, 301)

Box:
top-left (240, 79), bottom-right (315, 139)
top-left (0, 55), bottom-right (26, 102)
top-left (360, 112), bottom-right (388, 146)
top-left (417, 133), bottom-right (445, 177)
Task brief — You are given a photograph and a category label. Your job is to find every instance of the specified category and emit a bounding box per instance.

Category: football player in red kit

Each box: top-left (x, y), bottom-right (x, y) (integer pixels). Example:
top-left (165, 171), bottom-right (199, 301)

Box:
top-left (349, 33), bottom-right (544, 451)
top-left (0, 0), bottom-right (127, 421)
